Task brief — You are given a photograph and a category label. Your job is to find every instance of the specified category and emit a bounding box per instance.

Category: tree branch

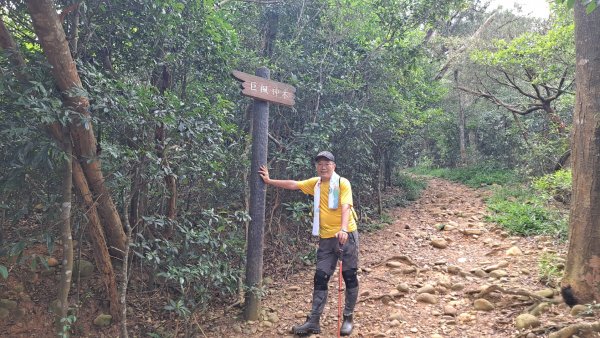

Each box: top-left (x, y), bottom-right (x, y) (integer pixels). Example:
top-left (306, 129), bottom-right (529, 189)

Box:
top-left (434, 12), bottom-right (497, 80)
top-left (456, 85), bottom-right (544, 115)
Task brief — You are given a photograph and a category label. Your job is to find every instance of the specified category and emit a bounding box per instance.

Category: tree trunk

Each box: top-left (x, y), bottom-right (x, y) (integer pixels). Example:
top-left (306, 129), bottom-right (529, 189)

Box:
top-left (25, 0), bottom-right (127, 255)
top-left (56, 128), bottom-right (73, 336)
top-left (384, 149), bottom-right (393, 189)
top-left (120, 193), bottom-right (133, 338)
top-left (562, 2), bottom-right (600, 305)
top-left (0, 17), bottom-right (26, 81)
top-left (454, 70), bottom-right (467, 166)
top-left (154, 120), bottom-right (177, 227)
top-left (71, 162), bottom-right (121, 320)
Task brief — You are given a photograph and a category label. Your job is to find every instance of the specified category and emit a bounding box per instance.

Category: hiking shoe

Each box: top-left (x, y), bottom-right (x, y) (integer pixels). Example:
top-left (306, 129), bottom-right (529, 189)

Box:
top-left (340, 313), bottom-right (353, 336)
top-left (291, 315), bottom-right (321, 336)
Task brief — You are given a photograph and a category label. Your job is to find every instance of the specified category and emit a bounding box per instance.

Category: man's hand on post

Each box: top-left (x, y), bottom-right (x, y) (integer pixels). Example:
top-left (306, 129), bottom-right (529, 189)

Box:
top-left (259, 165), bottom-right (270, 184)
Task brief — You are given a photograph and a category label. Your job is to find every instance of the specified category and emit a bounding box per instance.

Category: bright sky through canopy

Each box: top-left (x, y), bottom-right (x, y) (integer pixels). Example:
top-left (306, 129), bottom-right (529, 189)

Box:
top-left (487, 0), bottom-right (550, 18)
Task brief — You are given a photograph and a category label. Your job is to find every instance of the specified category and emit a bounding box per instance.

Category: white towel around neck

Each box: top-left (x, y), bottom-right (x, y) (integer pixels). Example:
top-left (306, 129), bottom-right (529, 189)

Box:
top-left (312, 172), bottom-right (341, 236)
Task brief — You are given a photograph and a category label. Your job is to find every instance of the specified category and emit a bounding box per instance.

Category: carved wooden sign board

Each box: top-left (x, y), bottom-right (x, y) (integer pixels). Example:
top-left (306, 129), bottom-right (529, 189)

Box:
top-left (232, 70), bottom-right (296, 106)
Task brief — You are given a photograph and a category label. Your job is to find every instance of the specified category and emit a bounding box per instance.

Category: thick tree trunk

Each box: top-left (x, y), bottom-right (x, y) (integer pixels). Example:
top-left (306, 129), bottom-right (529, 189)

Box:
top-left (25, 0), bottom-right (127, 255)
top-left (71, 162), bottom-right (121, 319)
top-left (562, 2), bottom-right (600, 305)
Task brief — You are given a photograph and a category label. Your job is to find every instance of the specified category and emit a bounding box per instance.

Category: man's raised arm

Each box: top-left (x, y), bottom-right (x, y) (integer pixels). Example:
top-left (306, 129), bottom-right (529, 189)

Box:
top-left (259, 165), bottom-right (300, 190)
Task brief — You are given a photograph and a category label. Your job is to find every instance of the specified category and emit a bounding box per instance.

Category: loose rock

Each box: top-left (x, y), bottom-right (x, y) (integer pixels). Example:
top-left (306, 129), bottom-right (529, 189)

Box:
top-left (506, 246), bottom-right (523, 256)
top-left (515, 314), bottom-right (540, 329)
top-left (430, 238), bottom-right (448, 249)
top-left (93, 314), bottom-right (112, 327)
top-left (473, 298), bottom-right (495, 311)
top-left (416, 293), bottom-right (438, 304)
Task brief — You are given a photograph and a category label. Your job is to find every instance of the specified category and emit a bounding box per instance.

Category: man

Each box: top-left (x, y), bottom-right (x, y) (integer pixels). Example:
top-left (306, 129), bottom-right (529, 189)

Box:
top-left (259, 151), bottom-right (359, 336)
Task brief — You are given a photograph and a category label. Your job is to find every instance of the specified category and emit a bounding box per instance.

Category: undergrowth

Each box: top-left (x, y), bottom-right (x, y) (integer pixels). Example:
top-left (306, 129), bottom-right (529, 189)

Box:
top-left (538, 251), bottom-right (565, 287)
top-left (409, 165), bottom-right (516, 187)
top-left (361, 172), bottom-right (426, 233)
top-left (394, 172), bottom-right (427, 202)
top-left (485, 185), bottom-right (567, 239)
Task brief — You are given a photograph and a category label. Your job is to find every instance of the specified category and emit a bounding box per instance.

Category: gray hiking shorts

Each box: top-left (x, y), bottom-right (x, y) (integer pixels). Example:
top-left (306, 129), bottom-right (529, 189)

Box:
top-left (316, 231), bottom-right (359, 275)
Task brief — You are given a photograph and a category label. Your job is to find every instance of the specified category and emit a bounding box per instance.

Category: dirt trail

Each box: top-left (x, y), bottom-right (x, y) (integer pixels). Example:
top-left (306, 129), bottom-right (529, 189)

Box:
top-left (206, 177), bottom-right (569, 338)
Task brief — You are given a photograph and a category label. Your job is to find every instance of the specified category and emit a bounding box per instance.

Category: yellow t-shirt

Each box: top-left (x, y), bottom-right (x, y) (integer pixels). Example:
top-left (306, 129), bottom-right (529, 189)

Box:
top-left (297, 177), bottom-right (357, 238)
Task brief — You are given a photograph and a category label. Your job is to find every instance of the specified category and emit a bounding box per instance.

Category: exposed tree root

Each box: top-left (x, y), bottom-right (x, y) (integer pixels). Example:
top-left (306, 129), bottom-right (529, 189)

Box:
top-left (474, 284), bottom-right (546, 301)
top-left (547, 321), bottom-right (600, 338)
top-left (516, 325), bottom-right (561, 337)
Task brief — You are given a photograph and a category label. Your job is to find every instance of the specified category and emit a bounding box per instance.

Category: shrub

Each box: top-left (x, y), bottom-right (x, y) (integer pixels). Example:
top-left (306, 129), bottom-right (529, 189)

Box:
top-left (393, 172), bottom-right (427, 201)
top-left (532, 169), bottom-right (572, 204)
top-left (132, 209), bottom-right (247, 315)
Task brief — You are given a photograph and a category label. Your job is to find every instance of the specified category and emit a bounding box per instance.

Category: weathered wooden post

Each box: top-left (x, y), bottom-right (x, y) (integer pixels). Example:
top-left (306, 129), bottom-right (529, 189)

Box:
top-left (232, 68), bottom-right (295, 320)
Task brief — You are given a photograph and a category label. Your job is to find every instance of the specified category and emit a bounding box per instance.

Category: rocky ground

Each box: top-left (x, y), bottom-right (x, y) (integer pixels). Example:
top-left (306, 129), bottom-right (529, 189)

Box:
top-left (202, 177), bottom-right (598, 338)
top-left (2, 177), bottom-right (598, 337)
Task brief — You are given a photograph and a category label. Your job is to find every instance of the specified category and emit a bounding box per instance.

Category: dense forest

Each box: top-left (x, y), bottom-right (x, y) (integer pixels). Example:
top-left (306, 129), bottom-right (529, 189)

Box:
top-left (1, 0), bottom-right (599, 337)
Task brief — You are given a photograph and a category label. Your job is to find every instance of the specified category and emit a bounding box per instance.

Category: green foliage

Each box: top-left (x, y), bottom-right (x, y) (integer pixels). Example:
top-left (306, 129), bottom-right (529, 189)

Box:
top-left (393, 172), bottom-right (427, 202)
top-left (532, 169), bottom-right (572, 203)
top-left (133, 210), bottom-right (246, 311)
top-left (164, 299), bottom-right (191, 318)
top-left (410, 165), bottom-right (518, 188)
top-left (361, 212), bottom-right (393, 233)
top-left (485, 185), bottom-right (568, 239)
top-left (556, 0), bottom-right (599, 13)
top-left (58, 314), bottom-right (77, 338)
top-left (0, 265), bottom-right (8, 279)
top-left (471, 24), bottom-right (575, 85)
top-left (538, 251), bottom-right (564, 286)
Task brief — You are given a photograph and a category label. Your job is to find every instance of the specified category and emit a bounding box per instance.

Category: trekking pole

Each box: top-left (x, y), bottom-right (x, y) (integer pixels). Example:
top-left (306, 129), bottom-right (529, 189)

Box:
top-left (338, 245), bottom-right (343, 338)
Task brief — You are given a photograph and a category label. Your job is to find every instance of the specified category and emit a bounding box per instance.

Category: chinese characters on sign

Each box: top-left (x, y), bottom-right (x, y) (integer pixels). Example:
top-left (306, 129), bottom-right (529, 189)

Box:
top-left (232, 70), bottom-right (296, 106)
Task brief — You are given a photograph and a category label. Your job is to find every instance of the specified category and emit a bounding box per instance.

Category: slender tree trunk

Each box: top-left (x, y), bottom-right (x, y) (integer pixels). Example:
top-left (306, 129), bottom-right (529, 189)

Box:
top-left (56, 128), bottom-right (73, 336)
top-left (454, 70), bottom-right (467, 166)
top-left (151, 47), bottom-right (177, 225)
top-left (377, 155), bottom-right (383, 216)
top-left (468, 130), bottom-right (477, 156)
top-left (154, 120), bottom-right (177, 227)
top-left (0, 17), bottom-right (26, 81)
top-left (25, 0), bottom-right (127, 255)
top-left (562, 3), bottom-right (600, 305)
top-left (120, 194), bottom-right (133, 338)
top-left (384, 149), bottom-right (393, 189)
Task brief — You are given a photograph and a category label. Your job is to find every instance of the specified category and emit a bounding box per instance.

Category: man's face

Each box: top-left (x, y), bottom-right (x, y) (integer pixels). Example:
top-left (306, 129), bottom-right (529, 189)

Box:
top-left (315, 159), bottom-right (336, 180)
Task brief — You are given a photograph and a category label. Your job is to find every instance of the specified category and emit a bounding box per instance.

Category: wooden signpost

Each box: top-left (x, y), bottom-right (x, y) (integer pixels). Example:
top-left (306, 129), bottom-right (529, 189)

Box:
top-left (233, 68), bottom-right (295, 320)
top-left (232, 70), bottom-right (296, 106)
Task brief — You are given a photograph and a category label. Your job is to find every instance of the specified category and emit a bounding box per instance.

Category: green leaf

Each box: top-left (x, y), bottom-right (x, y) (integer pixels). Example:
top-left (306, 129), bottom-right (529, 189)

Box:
top-left (586, 1), bottom-right (598, 13)
top-left (567, 0), bottom-right (576, 8)
top-left (0, 265), bottom-right (8, 279)
top-left (45, 233), bottom-right (55, 255)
